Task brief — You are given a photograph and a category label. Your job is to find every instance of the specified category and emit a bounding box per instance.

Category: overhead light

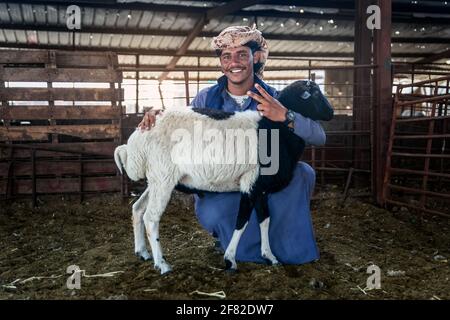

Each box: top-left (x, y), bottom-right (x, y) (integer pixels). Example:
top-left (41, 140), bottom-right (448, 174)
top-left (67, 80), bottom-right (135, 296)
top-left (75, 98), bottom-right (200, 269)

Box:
top-left (446, 60), bottom-right (450, 64)
top-left (299, 9), bottom-right (304, 13)
top-left (395, 30), bottom-right (400, 35)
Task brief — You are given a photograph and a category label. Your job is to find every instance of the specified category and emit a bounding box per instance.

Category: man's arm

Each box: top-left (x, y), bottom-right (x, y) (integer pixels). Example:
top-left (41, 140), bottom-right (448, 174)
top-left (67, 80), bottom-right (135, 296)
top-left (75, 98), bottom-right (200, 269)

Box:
top-left (293, 112), bottom-right (326, 146)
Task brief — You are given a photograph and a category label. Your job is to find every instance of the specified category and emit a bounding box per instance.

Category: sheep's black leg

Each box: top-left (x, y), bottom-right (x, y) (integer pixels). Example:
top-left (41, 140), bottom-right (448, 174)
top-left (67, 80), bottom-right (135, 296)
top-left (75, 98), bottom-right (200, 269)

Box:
top-left (254, 193), bottom-right (280, 266)
top-left (223, 193), bottom-right (254, 271)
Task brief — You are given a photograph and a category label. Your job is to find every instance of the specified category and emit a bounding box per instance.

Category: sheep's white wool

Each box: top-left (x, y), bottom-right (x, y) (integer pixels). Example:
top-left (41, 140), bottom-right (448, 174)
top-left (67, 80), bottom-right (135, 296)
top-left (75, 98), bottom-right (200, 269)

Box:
top-left (119, 107), bottom-right (262, 193)
top-left (115, 106), bottom-right (283, 274)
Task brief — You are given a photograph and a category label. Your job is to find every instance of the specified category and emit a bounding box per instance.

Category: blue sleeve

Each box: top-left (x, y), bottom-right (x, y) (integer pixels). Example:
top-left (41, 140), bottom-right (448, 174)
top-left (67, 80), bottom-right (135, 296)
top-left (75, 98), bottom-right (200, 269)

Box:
top-left (293, 112), bottom-right (326, 146)
top-left (190, 87), bottom-right (211, 108)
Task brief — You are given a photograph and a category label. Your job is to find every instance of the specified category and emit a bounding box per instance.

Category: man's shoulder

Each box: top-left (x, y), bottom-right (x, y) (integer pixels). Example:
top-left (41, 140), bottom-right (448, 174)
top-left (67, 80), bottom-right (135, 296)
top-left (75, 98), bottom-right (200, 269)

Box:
top-left (191, 86), bottom-right (214, 108)
top-left (197, 86), bottom-right (212, 97)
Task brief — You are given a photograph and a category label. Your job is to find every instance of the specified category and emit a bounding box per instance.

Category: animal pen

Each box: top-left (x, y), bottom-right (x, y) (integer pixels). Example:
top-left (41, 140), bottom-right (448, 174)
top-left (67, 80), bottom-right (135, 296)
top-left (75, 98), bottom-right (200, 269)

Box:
top-left (0, 0), bottom-right (449, 301)
top-left (2, 51), bottom-right (449, 217)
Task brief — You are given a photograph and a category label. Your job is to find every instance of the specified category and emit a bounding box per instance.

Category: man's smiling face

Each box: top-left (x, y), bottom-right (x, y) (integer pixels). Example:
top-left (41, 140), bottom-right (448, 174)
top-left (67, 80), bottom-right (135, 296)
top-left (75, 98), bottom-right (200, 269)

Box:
top-left (219, 46), bottom-right (256, 86)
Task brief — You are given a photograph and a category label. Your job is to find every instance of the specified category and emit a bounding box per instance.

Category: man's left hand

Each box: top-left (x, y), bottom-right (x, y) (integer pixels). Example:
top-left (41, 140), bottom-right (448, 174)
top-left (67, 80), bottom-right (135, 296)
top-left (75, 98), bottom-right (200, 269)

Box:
top-left (247, 83), bottom-right (287, 122)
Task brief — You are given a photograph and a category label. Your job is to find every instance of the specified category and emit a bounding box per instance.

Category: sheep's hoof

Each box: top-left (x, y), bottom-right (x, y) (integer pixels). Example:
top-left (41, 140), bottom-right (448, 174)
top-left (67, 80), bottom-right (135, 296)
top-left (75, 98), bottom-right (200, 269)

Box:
top-left (155, 261), bottom-right (172, 275)
top-left (135, 251), bottom-right (152, 261)
top-left (262, 255), bottom-right (280, 266)
top-left (224, 259), bottom-right (237, 273)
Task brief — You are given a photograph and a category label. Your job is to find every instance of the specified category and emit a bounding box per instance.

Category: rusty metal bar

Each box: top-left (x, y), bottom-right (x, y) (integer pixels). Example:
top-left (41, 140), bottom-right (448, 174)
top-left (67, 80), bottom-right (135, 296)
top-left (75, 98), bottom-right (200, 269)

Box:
top-left (0, 143), bottom-right (112, 157)
top-left (313, 167), bottom-right (370, 173)
top-left (373, 0), bottom-right (392, 205)
top-left (325, 130), bottom-right (371, 135)
top-left (353, 0), bottom-right (372, 175)
top-left (397, 75), bottom-right (450, 88)
top-left (420, 86), bottom-right (439, 206)
top-left (396, 115), bottom-right (450, 123)
top-left (79, 154), bottom-right (84, 204)
top-left (391, 152), bottom-right (450, 158)
top-left (388, 184), bottom-right (450, 199)
top-left (390, 168), bottom-right (450, 179)
top-left (394, 134), bottom-right (450, 139)
top-left (385, 199), bottom-right (450, 218)
top-left (5, 147), bottom-right (15, 201)
top-left (342, 167), bottom-right (355, 204)
top-left (31, 149), bottom-right (37, 208)
top-left (184, 71), bottom-right (190, 105)
top-left (321, 148), bottom-right (325, 186)
top-left (396, 94), bottom-right (450, 106)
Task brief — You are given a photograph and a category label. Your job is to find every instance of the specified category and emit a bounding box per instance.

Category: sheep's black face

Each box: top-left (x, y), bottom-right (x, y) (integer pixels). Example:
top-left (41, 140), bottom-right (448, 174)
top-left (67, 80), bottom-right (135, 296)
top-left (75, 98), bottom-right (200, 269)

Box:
top-left (277, 80), bottom-right (334, 121)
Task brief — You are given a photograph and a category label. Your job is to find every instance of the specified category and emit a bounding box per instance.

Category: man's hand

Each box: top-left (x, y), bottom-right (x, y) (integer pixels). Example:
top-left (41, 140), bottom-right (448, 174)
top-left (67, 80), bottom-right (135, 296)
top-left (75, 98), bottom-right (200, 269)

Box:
top-left (247, 83), bottom-right (288, 122)
top-left (138, 107), bottom-right (163, 131)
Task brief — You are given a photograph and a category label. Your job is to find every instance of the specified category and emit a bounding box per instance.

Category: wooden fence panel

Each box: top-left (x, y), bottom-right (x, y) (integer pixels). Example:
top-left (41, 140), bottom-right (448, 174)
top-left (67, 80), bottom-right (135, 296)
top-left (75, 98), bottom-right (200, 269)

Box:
top-left (0, 49), bottom-right (123, 201)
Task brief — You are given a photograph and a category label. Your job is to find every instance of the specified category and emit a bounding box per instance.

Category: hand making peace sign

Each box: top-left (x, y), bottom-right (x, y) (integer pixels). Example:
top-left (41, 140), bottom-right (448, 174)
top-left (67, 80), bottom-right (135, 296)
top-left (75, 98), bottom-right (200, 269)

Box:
top-left (247, 83), bottom-right (289, 122)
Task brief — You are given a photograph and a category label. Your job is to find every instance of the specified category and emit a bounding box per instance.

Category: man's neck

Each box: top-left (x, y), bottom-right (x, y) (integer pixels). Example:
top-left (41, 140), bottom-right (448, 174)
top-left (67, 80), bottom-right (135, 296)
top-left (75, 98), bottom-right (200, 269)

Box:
top-left (226, 75), bottom-right (255, 96)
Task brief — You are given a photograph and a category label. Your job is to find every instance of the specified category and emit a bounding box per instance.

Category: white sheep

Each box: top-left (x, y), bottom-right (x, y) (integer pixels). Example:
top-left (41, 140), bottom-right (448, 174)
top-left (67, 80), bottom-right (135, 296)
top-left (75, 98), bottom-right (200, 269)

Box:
top-left (115, 80), bottom-right (333, 274)
top-left (115, 106), bottom-right (304, 274)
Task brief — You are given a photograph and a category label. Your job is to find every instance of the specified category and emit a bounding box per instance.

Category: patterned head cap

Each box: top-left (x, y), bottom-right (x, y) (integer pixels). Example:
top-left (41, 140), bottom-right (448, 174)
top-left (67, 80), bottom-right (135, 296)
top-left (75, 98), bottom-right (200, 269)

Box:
top-left (211, 25), bottom-right (269, 78)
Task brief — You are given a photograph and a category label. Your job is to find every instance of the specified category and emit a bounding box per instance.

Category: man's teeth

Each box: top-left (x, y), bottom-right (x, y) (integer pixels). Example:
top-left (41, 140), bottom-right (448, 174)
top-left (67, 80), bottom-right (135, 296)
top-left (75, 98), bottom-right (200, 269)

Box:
top-left (230, 69), bottom-right (243, 73)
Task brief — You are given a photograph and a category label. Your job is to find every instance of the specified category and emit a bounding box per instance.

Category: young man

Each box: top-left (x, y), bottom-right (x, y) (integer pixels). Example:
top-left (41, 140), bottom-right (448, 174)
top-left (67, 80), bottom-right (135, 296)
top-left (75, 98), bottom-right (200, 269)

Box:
top-left (139, 26), bottom-right (326, 264)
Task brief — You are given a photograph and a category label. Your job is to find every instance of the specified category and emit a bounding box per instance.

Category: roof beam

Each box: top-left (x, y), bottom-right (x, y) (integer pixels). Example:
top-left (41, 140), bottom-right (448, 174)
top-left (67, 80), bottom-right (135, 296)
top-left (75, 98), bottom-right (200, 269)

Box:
top-left (0, 42), bottom-right (434, 59)
top-left (2, 24), bottom-right (450, 45)
top-left (415, 48), bottom-right (450, 64)
top-left (0, 0), bottom-right (206, 14)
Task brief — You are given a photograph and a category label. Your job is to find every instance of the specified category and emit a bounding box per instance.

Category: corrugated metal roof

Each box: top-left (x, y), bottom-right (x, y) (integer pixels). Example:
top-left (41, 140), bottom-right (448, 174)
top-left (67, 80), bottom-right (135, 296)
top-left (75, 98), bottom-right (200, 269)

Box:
top-left (0, 1), bottom-right (449, 79)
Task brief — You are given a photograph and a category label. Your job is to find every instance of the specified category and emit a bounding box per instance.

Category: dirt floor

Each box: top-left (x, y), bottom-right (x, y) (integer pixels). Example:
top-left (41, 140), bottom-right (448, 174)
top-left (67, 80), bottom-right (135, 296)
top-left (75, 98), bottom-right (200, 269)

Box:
top-left (0, 187), bottom-right (449, 300)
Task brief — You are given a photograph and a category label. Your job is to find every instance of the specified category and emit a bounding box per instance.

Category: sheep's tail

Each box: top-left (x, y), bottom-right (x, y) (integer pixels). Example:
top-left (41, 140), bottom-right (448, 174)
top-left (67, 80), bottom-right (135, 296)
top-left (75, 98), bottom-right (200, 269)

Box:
top-left (114, 145), bottom-right (127, 175)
